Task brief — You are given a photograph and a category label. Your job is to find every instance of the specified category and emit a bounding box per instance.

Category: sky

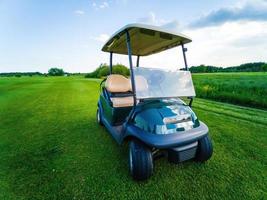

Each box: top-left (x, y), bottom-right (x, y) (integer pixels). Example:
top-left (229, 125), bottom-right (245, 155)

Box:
top-left (0, 0), bottom-right (267, 73)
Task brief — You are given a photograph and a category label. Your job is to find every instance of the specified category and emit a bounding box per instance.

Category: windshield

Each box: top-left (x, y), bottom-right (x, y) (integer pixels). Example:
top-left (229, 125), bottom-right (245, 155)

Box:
top-left (133, 67), bottom-right (195, 99)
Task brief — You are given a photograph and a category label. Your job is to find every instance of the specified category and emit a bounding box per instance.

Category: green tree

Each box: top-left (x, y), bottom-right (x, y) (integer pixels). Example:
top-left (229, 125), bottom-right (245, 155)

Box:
top-left (85, 64), bottom-right (130, 78)
top-left (48, 68), bottom-right (65, 76)
top-left (261, 64), bottom-right (267, 71)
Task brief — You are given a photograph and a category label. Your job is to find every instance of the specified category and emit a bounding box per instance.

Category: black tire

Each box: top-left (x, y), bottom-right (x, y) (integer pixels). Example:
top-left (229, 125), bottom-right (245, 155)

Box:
top-left (195, 135), bottom-right (213, 162)
top-left (96, 108), bottom-right (103, 126)
top-left (128, 140), bottom-right (153, 180)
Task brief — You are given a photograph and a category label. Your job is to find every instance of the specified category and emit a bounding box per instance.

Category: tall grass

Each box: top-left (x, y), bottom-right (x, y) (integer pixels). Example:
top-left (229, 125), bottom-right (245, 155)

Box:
top-left (192, 72), bottom-right (267, 109)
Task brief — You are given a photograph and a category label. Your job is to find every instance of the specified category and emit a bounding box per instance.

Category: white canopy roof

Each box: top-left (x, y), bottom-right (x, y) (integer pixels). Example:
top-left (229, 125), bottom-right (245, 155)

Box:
top-left (102, 23), bottom-right (192, 56)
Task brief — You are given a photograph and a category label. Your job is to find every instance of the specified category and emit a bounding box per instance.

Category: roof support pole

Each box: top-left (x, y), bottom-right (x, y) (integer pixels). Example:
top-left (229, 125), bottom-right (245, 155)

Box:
top-left (109, 52), bottom-right (113, 74)
top-left (126, 30), bottom-right (137, 106)
top-left (181, 43), bottom-right (193, 106)
top-left (136, 55), bottom-right (140, 67)
top-left (181, 43), bottom-right (188, 71)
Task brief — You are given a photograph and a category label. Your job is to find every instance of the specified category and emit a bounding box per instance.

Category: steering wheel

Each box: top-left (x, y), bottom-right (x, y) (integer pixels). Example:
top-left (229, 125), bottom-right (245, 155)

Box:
top-left (148, 70), bottom-right (165, 85)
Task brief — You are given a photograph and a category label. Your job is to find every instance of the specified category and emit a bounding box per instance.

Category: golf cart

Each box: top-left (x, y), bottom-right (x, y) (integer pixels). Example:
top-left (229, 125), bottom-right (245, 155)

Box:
top-left (97, 24), bottom-right (213, 180)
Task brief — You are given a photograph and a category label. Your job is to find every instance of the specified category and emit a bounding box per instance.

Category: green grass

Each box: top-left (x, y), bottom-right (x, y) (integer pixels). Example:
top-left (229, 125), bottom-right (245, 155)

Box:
top-left (0, 76), bottom-right (266, 199)
top-left (192, 72), bottom-right (267, 109)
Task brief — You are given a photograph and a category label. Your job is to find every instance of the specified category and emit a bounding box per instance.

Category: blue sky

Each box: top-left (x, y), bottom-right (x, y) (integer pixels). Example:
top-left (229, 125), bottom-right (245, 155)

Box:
top-left (0, 0), bottom-right (267, 72)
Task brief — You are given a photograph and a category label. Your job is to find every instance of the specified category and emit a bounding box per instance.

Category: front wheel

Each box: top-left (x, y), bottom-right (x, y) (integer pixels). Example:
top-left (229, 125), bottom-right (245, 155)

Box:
top-left (195, 135), bottom-right (213, 162)
top-left (128, 140), bottom-right (153, 180)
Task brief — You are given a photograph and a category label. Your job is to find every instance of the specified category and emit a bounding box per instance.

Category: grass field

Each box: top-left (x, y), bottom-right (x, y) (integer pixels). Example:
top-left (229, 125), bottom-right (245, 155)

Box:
top-left (192, 72), bottom-right (267, 109)
top-left (0, 76), bottom-right (266, 200)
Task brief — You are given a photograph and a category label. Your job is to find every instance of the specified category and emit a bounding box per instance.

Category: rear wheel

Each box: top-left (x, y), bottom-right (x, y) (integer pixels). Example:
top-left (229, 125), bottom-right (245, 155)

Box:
top-left (195, 135), bottom-right (213, 162)
top-left (128, 140), bottom-right (153, 180)
top-left (96, 108), bottom-right (103, 125)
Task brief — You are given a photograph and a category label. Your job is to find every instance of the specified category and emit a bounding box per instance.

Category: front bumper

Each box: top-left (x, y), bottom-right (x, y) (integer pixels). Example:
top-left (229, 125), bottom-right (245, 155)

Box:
top-left (124, 121), bottom-right (208, 149)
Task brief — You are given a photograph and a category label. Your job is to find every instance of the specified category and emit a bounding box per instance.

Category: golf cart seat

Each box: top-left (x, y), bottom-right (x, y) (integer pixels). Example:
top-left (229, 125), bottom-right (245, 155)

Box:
top-left (110, 96), bottom-right (134, 108)
top-left (105, 74), bottom-right (149, 108)
top-left (105, 74), bottom-right (134, 108)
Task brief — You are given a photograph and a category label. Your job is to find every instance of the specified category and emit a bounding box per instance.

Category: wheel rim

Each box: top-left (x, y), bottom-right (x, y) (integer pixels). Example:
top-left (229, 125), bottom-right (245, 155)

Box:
top-left (129, 147), bottom-right (133, 174)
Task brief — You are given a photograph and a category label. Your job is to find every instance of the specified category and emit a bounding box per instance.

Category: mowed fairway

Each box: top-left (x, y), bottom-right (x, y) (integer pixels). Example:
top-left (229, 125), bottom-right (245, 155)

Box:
top-left (0, 76), bottom-right (266, 200)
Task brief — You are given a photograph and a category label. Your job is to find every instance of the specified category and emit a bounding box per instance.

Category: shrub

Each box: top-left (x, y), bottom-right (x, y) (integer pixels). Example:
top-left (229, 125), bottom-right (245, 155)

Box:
top-left (48, 68), bottom-right (65, 76)
top-left (85, 64), bottom-right (130, 78)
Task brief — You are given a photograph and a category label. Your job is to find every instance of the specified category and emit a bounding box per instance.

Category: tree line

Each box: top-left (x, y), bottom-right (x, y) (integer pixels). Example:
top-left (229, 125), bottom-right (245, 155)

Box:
top-left (1, 62), bottom-right (266, 78)
top-left (0, 68), bottom-right (67, 77)
top-left (85, 62), bottom-right (267, 78)
top-left (189, 62), bottom-right (267, 73)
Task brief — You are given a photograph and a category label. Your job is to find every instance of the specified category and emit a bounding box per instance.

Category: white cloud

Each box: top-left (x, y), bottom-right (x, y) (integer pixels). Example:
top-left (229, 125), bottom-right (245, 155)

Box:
top-left (92, 1), bottom-right (109, 10)
top-left (188, 0), bottom-right (267, 28)
top-left (137, 12), bottom-right (182, 32)
top-left (74, 10), bottom-right (85, 15)
top-left (100, 2), bottom-right (109, 9)
top-left (90, 34), bottom-right (110, 42)
top-left (137, 12), bottom-right (168, 26)
top-left (183, 21), bottom-right (267, 67)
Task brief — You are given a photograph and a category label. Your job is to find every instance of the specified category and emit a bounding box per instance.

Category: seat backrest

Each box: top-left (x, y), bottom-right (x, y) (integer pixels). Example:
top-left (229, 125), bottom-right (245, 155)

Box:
top-left (128, 75), bottom-right (149, 92)
top-left (135, 75), bottom-right (148, 92)
top-left (105, 74), bottom-right (131, 93)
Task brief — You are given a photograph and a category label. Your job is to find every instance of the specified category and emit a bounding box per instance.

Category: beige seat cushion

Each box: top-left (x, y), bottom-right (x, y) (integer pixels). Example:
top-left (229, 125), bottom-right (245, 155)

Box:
top-left (132, 75), bottom-right (149, 92)
top-left (105, 74), bottom-right (131, 93)
top-left (105, 74), bottom-right (146, 107)
top-left (110, 96), bottom-right (134, 108)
